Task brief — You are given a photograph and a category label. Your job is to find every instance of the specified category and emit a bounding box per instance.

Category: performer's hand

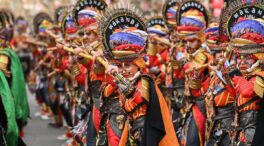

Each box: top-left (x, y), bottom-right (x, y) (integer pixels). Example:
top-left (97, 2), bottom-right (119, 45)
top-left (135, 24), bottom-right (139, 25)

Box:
top-left (56, 43), bottom-right (64, 50)
top-left (73, 47), bottom-right (83, 55)
top-left (193, 70), bottom-right (202, 80)
top-left (39, 60), bottom-right (44, 66)
top-left (217, 58), bottom-right (225, 71)
top-left (55, 68), bottom-right (61, 73)
top-left (208, 63), bottom-right (217, 72)
top-left (69, 56), bottom-right (78, 64)
top-left (106, 64), bottom-right (119, 75)
top-left (86, 45), bottom-right (94, 53)
top-left (92, 51), bottom-right (103, 60)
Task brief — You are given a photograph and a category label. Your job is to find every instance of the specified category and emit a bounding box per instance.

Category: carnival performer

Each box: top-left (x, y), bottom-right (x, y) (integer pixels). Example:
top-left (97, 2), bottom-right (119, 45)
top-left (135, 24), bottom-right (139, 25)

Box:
top-left (46, 6), bottom-right (69, 129)
top-left (58, 12), bottom-right (86, 145)
top-left (32, 12), bottom-right (56, 120)
top-left (70, 1), bottom-right (108, 145)
top-left (97, 4), bottom-right (179, 146)
top-left (145, 16), bottom-right (169, 85)
top-left (12, 16), bottom-right (32, 79)
top-left (219, 0), bottom-right (264, 145)
top-left (162, 0), bottom-right (185, 136)
top-left (0, 9), bottom-right (29, 146)
top-left (175, 1), bottom-right (212, 145)
top-left (203, 22), bottom-right (235, 146)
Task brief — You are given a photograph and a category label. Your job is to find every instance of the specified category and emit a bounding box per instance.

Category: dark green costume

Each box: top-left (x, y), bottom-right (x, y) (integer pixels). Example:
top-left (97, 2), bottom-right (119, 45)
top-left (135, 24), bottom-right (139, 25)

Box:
top-left (0, 70), bottom-right (18, 146)
top-left (0, 48), bottom-right (30, 126)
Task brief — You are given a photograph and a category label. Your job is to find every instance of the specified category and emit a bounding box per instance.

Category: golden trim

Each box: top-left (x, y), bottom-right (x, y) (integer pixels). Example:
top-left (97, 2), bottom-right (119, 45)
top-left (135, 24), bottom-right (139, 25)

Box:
top-left (193, 52), bottom-right (207, 65)
top-left (71, 63), bottom-right (82, 77)
top-left (170, 60), bottom-right (180, 70)
top-left (254, 76), bottom-right (264, 98)
top-left (0, 54), bottom-right (9, 71)
top-left (141, 77), bottom-right (150, 102)
top-left (147, 43), bottom-right (157, 56)
top-left (188, 79), bottom-right (202, 89)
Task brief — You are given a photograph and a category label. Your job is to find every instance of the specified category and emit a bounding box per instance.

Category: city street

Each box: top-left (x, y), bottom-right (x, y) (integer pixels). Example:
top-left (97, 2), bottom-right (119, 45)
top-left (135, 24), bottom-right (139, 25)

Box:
top-left (23, 90), bottom-right (65, 146)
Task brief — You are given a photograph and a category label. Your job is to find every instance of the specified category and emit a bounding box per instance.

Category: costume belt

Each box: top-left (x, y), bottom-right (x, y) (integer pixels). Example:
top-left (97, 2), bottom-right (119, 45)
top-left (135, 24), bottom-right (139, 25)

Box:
top-left (214, 104), bottom-right (234, 121)
top-left (189, 96), bottom-right (204, 104)
top-left (173, 79), bottom-right (185, 88)
top-left (55, 80), bottom-right (66, 92)
top-left (190, 95), bottom-right (206, 115)
top-left (100, 97), bottom-right (121, 115)
top-left (130, 116), bottom-right (145, 133)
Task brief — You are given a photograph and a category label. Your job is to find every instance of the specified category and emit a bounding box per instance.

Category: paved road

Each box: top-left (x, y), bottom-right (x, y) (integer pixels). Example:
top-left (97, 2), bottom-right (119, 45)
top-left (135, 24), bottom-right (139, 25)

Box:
top-left (23, 90), bottom-right (65, 146)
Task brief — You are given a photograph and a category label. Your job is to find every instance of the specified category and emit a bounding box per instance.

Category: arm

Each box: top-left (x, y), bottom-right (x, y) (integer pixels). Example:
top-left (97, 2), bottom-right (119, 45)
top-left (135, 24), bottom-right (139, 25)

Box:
top-left (233, 76), bottom-right (256, 98)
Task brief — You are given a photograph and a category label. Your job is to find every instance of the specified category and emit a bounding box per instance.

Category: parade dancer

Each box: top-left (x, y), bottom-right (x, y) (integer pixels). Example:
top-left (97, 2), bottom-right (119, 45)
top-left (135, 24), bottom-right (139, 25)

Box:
top-left (0, 10), bottom-right (19, 146)
top-left (58, 13), bottom-right (86, 145)
top-left (71, 1), bottom-right (107, 145)
top-left (0, 9), bottom-right (28, 146)
top-left (33, 12), bottom-right (55, 120)
top-left (71, 2), bottom-right (128, 144)
top-left (12, 16), bottom-right (32, 79)
top-left (98, 4), bottom-right (179, 146)
top-left (162, 0), bottom-right (186, 136)
top-left (0, 9), bottom-right (29, 139)
top-left (145, 16), bottom-right (170, 92)
top-left (175, 1), bottom-right (212, 145)
top-left (219, 0), bottom-right (264, 145)
top-left (204, 23), bottom-right (235, 146)
top-left (46, 6), bottom-right (69, 129)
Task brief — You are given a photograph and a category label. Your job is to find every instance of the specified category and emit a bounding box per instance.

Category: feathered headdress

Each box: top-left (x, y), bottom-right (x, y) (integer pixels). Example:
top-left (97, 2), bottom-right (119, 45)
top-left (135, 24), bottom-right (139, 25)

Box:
top-left (33, 12), bottom-right (53, 34)
top-left (220, 0), bottom-right (264, 47)
top-left (54, 6), bottom-right (68, 27)
top-left (219, 0), bottom-right (264, 60)
top-left (61, 12), bottom-right (78, 35)
top-left (147, 16), bottom-right (167, 36)
top-left (146, 16), bottom-right (170, 54)
top-left (162, 0), bottom-right (183, 28)
top-left (73, 0), bottom-right (107, 27)
top-left (0, 11), bottom-right (6, 30)
top-left (0, 9), bottom-right (15, 41)
top-left (97, 4), bottom-right (148, 62)
top-left (205, 22), bottom-right (229, 51)
top-left (176, 0), bottom-right (209, 41)
top-left (0, 10), bottom-right (8, 41)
